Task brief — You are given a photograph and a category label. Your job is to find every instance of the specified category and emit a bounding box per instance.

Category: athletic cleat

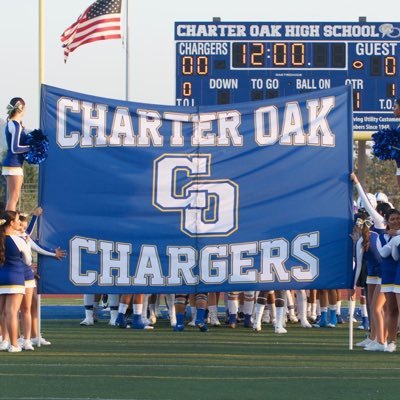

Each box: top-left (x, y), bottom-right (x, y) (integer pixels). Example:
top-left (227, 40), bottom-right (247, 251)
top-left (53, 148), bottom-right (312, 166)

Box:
top-left (0, 340), bottom-right (10, 351)
top-left (289, 315), bottom-right (299, 324)
top-left (80, 317), bottom-right (94, 326)
top-left (336, 314), bottom-right (344, 324)
top-left (31, 337), bottom-right (51, 346)
top-left (300, 319), bottom-right (312, 328)
top-left (210, 316), bottom-right (221, 326)
top-left (274, 326), bottom-right (287, 334)
top-left (385, 342), bottom-right (397, 353)
top-left (22, 339), bottom-right (34, 351)
top-left (253, 323), bottom-right (262, 332)
top-left (261, 310), bottom-right (270, 324)
top-left (174, 324), bottom-right (184, 332)
top-left (327, 323), bottom-right (336, 328)
top-left (149, 314), bottom-right (157, 325)
top-left (244, 314), bottom-right (252, 328)
top-left (8, 345), bottom-right (22, 353)
top-left (312, 320), bottom-right (328, 328)
top-left (357, 317), bottom-right (369, 331)
top-left (228, 313), bottom-right (237, 329)
top-left (131, 320), bottom-right (154, 330)
top-left (115, 314), bottom-right (129, 328)
top-left (356, 337), bottom-right (372, 347)
top-left (188, 319), bottom-right (196, 327)
top-left (197, 322), bottom-right (208, 332)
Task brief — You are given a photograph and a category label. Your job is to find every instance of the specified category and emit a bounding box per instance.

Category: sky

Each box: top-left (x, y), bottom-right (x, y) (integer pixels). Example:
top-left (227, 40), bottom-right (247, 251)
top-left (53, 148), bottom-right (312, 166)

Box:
top-left (1, 0), bottom-right (399, 128)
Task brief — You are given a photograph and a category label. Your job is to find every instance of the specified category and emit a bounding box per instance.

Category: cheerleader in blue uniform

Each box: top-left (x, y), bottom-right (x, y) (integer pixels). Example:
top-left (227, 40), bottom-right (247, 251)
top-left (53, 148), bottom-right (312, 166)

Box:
top-left (0, 211), bottom-right (28, 352)
top-left (18, 212), bottom-right (65, 348)
top-left (351, 173), bottom-right (388, 349)
top-left (376, 209), bottom-right (400, 352)
top-left (2, 98), bottom-right (31, 211)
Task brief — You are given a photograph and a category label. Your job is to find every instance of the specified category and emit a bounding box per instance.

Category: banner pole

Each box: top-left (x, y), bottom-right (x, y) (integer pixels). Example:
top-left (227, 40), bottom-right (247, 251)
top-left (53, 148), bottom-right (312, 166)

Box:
top-left (124, 0), bottom-right (129, 101)
top-left (37, 0), bottom-right (44, 348)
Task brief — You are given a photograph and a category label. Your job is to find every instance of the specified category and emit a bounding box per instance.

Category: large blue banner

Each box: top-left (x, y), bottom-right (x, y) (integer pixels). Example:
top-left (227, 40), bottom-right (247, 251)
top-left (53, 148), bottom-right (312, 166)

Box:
top-left (38, 84), bottom-right (353, 294)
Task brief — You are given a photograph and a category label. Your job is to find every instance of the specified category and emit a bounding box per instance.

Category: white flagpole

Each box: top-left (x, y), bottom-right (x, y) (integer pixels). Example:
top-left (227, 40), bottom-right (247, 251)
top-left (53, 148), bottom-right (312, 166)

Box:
top-left (37, 0), bottom-right (44, 348)
top-left (124, 0), bottom-right (130, 101)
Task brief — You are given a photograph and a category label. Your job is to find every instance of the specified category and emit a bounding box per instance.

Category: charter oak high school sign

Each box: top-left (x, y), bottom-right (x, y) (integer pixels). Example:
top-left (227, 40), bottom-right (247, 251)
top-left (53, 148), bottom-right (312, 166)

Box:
top-left (38, 85), bottom-right (353, 294)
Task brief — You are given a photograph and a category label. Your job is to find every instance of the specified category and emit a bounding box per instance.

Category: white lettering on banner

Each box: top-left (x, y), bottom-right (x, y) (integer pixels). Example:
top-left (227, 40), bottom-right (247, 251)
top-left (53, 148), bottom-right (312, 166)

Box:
top-left (56, 96), bottom-right (337, 148)
top-left (153, 154), bottom-right (239, 237)
top-left (255, 97), bottom-right (335, 146)
top-left (69, 232), bottom-right (320, 287)
top-left (98, 241), bottom-right (131, 286)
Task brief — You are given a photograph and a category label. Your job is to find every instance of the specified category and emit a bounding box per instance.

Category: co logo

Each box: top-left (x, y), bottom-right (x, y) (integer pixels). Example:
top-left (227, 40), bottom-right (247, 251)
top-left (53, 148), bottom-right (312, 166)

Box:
top-left (153, 154), bottom-right (239, 237)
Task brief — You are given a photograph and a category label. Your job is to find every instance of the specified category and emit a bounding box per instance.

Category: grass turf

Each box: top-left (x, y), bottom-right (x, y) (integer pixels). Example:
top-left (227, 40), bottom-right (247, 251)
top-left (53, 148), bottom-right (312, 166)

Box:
top-left (0, 320), bottom-right (399, 400)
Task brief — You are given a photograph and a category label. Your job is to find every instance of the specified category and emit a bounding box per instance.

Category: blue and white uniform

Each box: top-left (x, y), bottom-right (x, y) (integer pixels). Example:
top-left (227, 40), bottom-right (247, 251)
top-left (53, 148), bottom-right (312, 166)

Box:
top-left (19, 232), bottom-right (57, 289)
top-left (355, 232), bottom-right (382, 285)
top-left (377, 235), bottom-right (396, 293)
top-left (2, 120), bottom-right (30, 176)
top-left (354, 181), bottom-right (386, 285)
top-left (0, 235), bottom-right (29, 294)
top-left (382, 234), bottom-right (400, 293)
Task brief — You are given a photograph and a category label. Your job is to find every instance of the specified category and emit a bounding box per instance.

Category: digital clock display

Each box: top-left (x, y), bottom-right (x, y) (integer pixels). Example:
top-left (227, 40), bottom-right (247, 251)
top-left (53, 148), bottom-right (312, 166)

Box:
top-left (175, 22), bottom-right (400, 131)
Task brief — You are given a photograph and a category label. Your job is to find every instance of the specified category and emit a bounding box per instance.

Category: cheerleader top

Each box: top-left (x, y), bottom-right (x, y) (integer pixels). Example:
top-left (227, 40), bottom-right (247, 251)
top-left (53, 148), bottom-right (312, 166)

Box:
top-left (1, 235), bottom-right (29, 270)
top-left (3, 120), bottom-right (31, 167)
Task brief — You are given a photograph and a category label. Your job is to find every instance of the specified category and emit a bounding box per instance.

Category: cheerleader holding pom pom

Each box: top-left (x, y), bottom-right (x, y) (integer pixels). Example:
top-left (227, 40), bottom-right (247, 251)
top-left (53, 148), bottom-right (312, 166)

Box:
top-left (2, 98), bottom-right (48, 211)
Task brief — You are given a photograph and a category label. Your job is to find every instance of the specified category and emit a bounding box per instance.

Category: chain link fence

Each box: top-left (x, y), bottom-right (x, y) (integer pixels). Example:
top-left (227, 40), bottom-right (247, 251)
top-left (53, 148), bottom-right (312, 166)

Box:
top-left (0, 176), bottom-right (39, 213)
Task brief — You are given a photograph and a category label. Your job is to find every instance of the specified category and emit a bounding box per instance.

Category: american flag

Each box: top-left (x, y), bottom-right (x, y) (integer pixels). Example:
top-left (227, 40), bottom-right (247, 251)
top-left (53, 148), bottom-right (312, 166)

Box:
top-left (61, 0), bottom-right (122, 62)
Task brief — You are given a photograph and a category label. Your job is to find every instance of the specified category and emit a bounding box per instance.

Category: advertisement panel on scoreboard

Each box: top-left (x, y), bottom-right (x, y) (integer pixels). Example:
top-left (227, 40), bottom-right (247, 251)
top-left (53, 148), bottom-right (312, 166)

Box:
top-left (175, 21), bottom-right (400, 130)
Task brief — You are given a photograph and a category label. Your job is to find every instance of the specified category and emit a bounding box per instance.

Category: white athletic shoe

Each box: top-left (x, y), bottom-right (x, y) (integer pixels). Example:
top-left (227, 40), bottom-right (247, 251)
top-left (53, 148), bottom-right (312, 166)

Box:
top-left (149, 314), bottom-right (157, 325)
top-left (261, 310), bottom-right (270, 324)
top-left (253, 323), bottom-right (262, 332)
top-left (364, 341), bottom-right (386, 352)
top-left (170, 316), bottom-right (177, 327)
top-left (274, 326), bottom-right (287, 334)
top-left (210, 310), bottom-right (221, 326)
top-left (300, 319), bottom-right (312, 328)
top-left (80, 317), bottom-right (94, 326)
top-left (31, 337), bottom-right (51, 346)
top-left (23, 340), bottom-right (34, 351)
top-left (0, 340), bottom-right (10, 351)
top-left (188, 319), bottom-right (196, 327)
top-left (385, 342), bottom-right (397, 353)
top-left (8, 345), bottom-right (22, 353)
top-left (356, 337), bottom-right (372, 347)
top-left (289, 315), bottom-right (299, 324)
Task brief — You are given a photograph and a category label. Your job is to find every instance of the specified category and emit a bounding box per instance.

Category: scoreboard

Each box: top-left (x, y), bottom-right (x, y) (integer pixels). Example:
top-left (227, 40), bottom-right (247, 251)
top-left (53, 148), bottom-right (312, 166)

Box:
top-left (175, 21), bottom-right (400, 130)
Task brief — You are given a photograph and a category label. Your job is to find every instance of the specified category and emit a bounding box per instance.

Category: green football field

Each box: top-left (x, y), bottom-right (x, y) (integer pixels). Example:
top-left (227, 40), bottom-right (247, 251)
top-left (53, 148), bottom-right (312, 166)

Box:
top-left (1, 319), bottom-right (399, 400)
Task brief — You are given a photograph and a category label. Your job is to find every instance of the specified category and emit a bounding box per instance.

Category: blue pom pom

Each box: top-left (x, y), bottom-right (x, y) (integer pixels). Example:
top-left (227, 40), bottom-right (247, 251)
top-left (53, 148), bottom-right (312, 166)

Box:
top-left (23, 129), bottom-right (49, 165)
top-left (372, 128), bottom-right (400, 162)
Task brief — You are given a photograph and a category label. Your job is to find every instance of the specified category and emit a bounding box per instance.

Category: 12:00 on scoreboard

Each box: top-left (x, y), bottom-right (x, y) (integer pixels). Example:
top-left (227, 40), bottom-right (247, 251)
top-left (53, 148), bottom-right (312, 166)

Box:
top-left (175, 22), bottom-right (400, 131)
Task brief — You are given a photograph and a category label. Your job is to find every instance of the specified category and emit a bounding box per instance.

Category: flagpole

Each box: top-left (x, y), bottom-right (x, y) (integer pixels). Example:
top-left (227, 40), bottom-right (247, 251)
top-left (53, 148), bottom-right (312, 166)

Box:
top-left (124, 0), bottom-right (130, 101)
top-left (37, 0), bottom-right (44, 348)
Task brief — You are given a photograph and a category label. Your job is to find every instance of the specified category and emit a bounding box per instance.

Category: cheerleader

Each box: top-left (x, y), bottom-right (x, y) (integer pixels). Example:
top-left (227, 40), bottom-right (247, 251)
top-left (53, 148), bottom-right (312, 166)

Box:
top-left (2, 98), bottom-right (31, 211)
top-left (351, 173), bottom-right (387, 349)
top-left (17, 212), bottom-right (66, 348)
top-left (0, 211), bottom-right (27, 352)
top-left (374, 209), bottom-right (400, 352)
